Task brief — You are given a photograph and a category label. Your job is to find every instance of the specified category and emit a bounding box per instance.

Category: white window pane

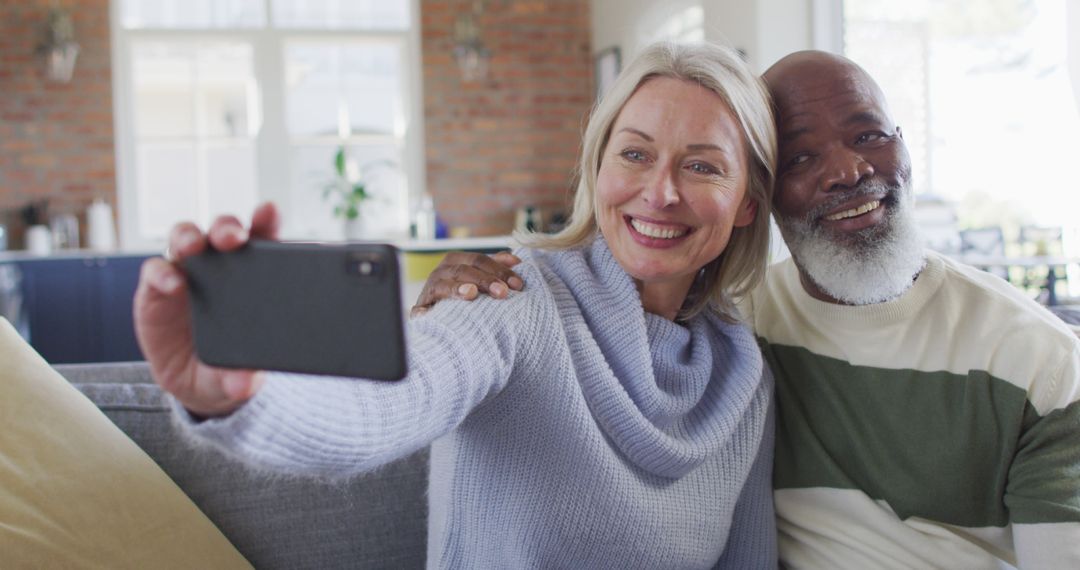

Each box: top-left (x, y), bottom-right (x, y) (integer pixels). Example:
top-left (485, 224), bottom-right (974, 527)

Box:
top-left (136, 143), bottom-right (199, 239)
top-left (271, 0), bottom-right (409, 30)
top-left (134, 42), bottom-right (257, 138)
top-left (285, 43), bottom-right (401, 137)
top-left (285, 143), bottom-right (407, 240)
top-left (844, 0), bottom-right (1080, 232)
top-left (121, 0), bottom-right (265, 29)
top-left (285, 44), bottom-right (340, 137)
top-left (196, 44), bottom-right (257, 137)
top-left (133, 43), bottom-right (195, 137)
top-left (205, 142), bottom-right (258, 219)
top-left (343, 45), bottom-right (402, 136)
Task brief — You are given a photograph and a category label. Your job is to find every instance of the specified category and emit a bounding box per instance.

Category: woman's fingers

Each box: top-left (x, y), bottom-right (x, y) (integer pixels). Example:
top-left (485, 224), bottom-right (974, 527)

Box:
top-left (167, 222), bottom-right (207, 263)
top-left (134, 257), bottom-right (197, 390)
top-left (207, 215), bottom-right (249, 251)
top-left (249, 202), bottom-right (281, 240)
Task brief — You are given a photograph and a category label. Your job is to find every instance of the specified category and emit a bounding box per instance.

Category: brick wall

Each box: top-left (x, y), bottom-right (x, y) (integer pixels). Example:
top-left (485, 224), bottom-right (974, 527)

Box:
top-left (0, 0), bottom-right (114, 246)
top-left (421, 0), bottom-right (593, 236)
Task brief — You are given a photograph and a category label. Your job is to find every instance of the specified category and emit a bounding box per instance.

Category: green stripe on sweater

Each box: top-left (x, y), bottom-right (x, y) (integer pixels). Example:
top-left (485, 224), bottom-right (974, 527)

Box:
top-left (765, 342), bottom-right (1080, 527)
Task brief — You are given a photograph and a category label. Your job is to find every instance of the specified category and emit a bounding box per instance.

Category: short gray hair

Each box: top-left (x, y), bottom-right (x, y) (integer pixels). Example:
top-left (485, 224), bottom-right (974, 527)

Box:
top-left (520, 41), bottom-right (776, 321)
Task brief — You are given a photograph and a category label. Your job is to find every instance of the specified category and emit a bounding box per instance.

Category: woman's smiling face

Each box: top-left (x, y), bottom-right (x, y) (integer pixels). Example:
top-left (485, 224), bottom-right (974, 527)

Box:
top-left (596, 76), bottom-right (756, 302)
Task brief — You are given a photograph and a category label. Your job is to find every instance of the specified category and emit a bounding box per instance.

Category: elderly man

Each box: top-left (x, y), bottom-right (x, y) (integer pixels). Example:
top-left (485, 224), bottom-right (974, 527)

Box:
top-left (413, 50), bottom-right (1080, 568)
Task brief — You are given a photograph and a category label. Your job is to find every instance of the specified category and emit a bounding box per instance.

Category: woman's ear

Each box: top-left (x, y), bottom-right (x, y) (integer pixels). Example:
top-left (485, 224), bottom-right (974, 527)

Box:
top-left (733, 195), bottom-right (757, 228)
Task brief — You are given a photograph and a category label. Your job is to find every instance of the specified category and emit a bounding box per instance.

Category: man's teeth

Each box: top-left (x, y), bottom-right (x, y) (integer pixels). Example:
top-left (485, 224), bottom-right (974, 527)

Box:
top-left (630, 218), bottom-right (688, 239)
top-left (825, 200), bottom-right (881, 221)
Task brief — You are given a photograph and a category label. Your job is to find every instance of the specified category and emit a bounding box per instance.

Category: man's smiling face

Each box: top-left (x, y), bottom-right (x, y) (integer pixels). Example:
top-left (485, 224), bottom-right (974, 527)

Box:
top-left (764, 52), bottom-right (926, 305)
top-left (767, 53), bottom-right (912, 246)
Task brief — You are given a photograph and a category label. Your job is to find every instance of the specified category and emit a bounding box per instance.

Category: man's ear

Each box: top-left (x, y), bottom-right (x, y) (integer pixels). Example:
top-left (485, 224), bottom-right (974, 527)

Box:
top-left (733, 195), bottom-right (757, 228)
top-left (896, 125), bottom-right (903, 139)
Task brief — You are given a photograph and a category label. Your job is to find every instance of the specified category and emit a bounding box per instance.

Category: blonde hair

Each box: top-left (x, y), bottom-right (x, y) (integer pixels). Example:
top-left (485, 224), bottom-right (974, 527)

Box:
top-left (519, 41), bottom-right (776, 321)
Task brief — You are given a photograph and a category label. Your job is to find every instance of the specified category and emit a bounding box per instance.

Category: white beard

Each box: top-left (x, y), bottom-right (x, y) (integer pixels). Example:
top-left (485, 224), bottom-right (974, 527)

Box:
top-left (777, 179), bottom-right (927, 305)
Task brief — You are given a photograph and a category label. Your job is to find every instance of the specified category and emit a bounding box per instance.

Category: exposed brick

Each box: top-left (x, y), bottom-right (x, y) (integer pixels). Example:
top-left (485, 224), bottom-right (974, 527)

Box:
top-left (422, 0), bottom-right (592, 235)
top-left (0, 0), bottom-right (115, 216)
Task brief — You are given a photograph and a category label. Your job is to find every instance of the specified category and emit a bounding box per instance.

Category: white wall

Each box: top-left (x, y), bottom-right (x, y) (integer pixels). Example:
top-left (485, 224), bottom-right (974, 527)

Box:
top-left (1069, 0), bottom-right (1080, 115)
top-left (590, 0), bottom-right (700, 61)
top-left (591, 0), bottom-right (823, 73)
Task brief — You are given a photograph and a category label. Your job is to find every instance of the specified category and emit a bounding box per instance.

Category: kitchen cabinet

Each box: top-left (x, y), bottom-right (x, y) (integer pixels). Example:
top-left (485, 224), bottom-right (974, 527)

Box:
top-left (7, 254), bottom-right (150, 363)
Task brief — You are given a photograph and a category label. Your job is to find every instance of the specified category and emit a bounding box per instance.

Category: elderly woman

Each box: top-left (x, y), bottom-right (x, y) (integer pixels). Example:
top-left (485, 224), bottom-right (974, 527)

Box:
top-left (134, 41), bottom-right (778, 568)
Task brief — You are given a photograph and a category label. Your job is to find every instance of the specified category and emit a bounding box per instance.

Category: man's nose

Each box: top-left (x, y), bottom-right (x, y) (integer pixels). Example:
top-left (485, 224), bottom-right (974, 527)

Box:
top-left (821, 149), bottom-right (873, 192)
top-left (641, 166), bottom-right (680, 208)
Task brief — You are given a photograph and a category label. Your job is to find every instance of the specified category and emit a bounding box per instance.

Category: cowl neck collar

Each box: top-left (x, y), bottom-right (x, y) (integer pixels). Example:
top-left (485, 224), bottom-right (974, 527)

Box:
top-left (538, 236), bottom-right (765, 478)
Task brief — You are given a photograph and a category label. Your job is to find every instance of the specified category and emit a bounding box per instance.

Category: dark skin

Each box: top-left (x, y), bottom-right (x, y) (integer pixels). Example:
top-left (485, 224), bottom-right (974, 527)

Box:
top-left (764, 51), bottom-right (915, 304)
top-left (412, 51), bottom-right (915, 312)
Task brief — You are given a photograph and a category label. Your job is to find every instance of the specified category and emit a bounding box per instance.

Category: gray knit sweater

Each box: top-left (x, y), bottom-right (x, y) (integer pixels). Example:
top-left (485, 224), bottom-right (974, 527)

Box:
top-left (176, 237), bottom-right (776, 568)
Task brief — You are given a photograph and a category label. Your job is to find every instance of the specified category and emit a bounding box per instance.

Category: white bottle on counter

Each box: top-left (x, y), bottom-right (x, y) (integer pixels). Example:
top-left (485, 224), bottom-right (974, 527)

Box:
top-left (86, 198), bottom-right (116, 252)
top-left (25, 225), bottom-right (52, 255)
top-left (413, 193), bottom-right (436, 240)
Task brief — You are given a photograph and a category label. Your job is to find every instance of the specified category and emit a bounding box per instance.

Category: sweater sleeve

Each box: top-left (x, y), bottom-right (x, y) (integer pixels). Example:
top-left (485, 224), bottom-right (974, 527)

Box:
top-left (172, 281), bottom-right (549, 479)
top-left (713, 370), bottom-right (777, 569)
top-left (1008, 340), bottom-right (1080, 568)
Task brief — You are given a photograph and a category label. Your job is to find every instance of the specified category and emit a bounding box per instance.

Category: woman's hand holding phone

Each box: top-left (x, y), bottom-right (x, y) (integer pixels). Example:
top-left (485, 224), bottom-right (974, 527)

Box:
top-left (134, 202), bottom-right (281, 418)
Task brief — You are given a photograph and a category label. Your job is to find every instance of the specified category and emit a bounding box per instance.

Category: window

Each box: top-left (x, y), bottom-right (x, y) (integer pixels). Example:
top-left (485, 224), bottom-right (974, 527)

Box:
top-left (112, 0), bottom-right (420, 248)
top-left (840, 0), bottom-right (1080, 295)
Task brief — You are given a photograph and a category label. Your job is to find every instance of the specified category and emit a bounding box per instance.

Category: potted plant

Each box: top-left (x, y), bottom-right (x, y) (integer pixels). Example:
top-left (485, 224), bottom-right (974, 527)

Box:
top-left (323, 147), bottom-right (370, 240)
top-left (322, 147), bottom-right (397, 240)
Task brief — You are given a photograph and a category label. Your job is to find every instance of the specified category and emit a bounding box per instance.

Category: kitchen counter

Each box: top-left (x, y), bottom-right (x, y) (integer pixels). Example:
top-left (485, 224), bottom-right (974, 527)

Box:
top-left (0, 236), bottom-right (518, 262)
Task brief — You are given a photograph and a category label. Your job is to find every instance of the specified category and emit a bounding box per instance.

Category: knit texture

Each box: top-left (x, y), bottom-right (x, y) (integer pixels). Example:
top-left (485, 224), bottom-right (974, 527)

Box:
top-left (175, 237), bottom-right (776, 569)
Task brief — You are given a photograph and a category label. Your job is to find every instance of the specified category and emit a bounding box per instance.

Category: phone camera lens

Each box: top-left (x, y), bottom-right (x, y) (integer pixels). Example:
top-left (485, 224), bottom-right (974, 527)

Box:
top-left (346, 252), bottom-right (385, 281)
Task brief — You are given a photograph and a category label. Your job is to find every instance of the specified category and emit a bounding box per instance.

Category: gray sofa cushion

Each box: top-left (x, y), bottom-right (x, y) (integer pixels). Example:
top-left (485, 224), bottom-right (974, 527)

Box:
top-left (56, 363), bottom-right (428, 570)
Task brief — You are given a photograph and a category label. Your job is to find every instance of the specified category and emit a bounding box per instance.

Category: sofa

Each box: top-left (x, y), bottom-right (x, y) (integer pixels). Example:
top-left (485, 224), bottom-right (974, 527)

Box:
top-left (52, 362), bottom-right (429, 569)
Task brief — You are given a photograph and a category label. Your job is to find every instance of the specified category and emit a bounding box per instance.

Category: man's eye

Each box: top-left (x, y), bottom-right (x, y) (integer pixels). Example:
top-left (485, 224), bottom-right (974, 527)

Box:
top-left (784, 154), bottom-right (811, 170)
top-left (855, 132), bottom-right (885, 144)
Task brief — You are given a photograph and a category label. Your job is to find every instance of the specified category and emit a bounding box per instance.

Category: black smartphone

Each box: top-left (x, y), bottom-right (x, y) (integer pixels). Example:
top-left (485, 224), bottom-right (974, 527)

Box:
top-left (182, 240), bottom-right (407, 380)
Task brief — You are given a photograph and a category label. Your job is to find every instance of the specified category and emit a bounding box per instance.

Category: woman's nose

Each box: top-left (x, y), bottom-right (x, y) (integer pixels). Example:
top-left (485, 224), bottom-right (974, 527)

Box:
top-left (641, 167), bottom-right (680, 208)
top-left (821, 149), bottom-right (874, 192)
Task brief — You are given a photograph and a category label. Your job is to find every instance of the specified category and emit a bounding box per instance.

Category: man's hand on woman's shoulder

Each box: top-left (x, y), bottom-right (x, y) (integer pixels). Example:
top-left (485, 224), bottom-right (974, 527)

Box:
top-left (410, 251), bottom-right (525, 317)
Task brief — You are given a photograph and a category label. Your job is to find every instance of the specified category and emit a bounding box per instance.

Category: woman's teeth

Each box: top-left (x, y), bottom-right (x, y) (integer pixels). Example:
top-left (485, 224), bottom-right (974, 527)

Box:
top-left (825, 200), bottom-right (881, 221)
top-left (630, 218), bottom-right (688, 239)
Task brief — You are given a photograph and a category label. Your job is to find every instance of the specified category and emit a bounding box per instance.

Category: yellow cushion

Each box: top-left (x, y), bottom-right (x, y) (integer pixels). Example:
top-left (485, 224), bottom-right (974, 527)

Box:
top-left (403, 251), bottom-right (449, 282)
top-left (0, 319), bottom-right (250, 568)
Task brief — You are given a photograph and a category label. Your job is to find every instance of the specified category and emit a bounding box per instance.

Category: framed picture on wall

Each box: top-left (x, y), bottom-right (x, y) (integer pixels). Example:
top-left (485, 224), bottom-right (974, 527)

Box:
top-left (595, 46), bottom-right (621, 100)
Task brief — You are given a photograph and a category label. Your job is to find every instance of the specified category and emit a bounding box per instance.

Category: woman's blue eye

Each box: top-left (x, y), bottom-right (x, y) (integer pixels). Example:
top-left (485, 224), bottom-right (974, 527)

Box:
top-left (621, 149), bottom-right (646, 161)
top-left (688, 162), bottom-right (719, 175)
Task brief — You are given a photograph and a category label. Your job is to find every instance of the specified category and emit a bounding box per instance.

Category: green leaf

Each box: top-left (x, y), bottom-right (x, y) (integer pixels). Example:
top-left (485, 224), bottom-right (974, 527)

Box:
top-left (346, 205), bottom-right (359, 219)
top-left (334, 147), bottom-right (346, 177)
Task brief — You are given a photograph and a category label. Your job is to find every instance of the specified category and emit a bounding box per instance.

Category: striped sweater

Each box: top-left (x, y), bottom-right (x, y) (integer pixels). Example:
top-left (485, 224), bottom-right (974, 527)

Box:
top-left (744, 251), bottom-right (1080, 569)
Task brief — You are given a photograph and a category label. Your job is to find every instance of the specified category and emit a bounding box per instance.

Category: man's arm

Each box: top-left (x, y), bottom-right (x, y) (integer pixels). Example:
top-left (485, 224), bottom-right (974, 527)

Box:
top-left (1007, 343), bottom-right (1080, 568)
top-left (410, 250), bottom-right (525, 316)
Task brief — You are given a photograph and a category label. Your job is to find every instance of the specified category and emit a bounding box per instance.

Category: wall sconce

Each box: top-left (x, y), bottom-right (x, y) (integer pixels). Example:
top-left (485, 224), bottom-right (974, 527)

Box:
top-left (453, 1), bottom-right (490, 82)
top-left (38, 6), bottom-right (80, 83)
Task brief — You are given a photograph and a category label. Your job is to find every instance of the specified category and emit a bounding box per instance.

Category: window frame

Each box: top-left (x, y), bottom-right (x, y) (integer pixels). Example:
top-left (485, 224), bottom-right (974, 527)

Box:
top-left (110, 0), bottom-right (425, 249)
